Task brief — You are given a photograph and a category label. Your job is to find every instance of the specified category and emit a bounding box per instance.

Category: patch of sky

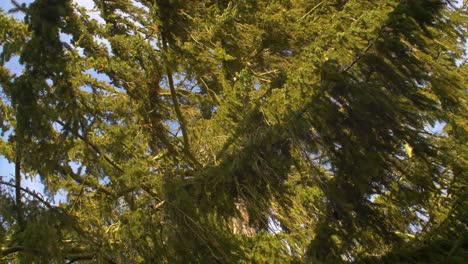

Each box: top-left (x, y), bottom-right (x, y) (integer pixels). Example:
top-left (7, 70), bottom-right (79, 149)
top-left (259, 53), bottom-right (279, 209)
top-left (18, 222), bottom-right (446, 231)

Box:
top-left (45, 78), bottom-right (53, 86)
top-left (433, 181), bottom-right (448, 197)
top-left (78, 84), bottom-right (93, 93)
top-left (94, 36), bottom-right (113, 55)
top-left (267, 215), bottom-right (282, 234)
top-left (411, 208), bottom-right (429, 233)
top-left (164, 120), bottom-right (181, 137)
top-left (192, 85), bottom-right (201, 93)
top-left (132, 0), bottom-right (147, 9)
top-left (409, 222), bottom-right (423, 234)
top-left (424, 120), bottom-right (446, 136)
top-left (0, 147), bottom-right (13, 168)
top-left (367, 193), bottom-right (378, 202)
top-left (84, 68), bottom-right (112, 83)
top-left (149, 40), bottom-right (161, 51)
top-left (68, 161), bottom-right (82, 174)
top-left (72, 46), bottom-right (86, 57)
top-left (73, 0), bottom-right (105, 24)
top-left (282, 49), bottom-right (293, 56)
top-left (0, 0), bottom-right (33, 21)
top-left (3, 55), bottom-right (24, 76)
top-left (115, 9), bottom-right (145, 34)
top-left (99, 175), bottom-right (110, 185)
top-left (59, 32), bottom-right (73, 46)
top-left (160, 75), bottom-right (168, 88)
top-left (51, 121), bottom-right (62, 132)
top-left (0, 161), bottom-right (67, 205)
top-left (254, 81), bottom-right (260, 91)
top-left (454, 0), bottom-right (465, 8)
top-left (82, 68), bottom-right (126, 93)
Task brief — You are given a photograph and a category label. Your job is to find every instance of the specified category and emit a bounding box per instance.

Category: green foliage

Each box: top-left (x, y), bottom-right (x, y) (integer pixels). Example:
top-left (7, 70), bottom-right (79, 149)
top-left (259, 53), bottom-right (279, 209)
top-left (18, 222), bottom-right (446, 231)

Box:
top-left (0, 0), bottom-right (466, 263)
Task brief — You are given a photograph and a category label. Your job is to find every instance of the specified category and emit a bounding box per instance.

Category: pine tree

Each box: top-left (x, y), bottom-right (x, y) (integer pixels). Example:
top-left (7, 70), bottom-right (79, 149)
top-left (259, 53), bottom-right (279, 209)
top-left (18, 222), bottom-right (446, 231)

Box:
top-left (0, 0), bottom-right (466, 263)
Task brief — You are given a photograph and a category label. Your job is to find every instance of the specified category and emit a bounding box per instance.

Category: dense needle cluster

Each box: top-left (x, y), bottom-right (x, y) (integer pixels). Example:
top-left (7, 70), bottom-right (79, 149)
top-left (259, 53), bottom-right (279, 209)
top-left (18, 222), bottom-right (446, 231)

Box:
top-left (0, 0), bottom-right (466, 263)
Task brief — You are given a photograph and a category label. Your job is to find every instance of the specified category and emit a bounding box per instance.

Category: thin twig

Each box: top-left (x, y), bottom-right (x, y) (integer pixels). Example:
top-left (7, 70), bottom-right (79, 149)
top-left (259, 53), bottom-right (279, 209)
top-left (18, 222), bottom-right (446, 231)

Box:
top-left (55, 120), bottom-right (124, 173)
top-left (9, 0), bottom-right (28, 13)
top-left (342, 30), bottom-right (383, 72)
top-left (299, 1), bottom-right (325, 21)
top-left (161, 33), bottom-right (201, 168)
top-left (0, 180), bottom-right (55, 209)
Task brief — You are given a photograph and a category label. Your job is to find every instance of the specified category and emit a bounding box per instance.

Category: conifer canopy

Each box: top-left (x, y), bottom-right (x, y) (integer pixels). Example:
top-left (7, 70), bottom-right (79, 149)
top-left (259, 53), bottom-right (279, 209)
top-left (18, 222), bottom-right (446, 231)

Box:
top-left (0, 0), bottom-right (467, 263)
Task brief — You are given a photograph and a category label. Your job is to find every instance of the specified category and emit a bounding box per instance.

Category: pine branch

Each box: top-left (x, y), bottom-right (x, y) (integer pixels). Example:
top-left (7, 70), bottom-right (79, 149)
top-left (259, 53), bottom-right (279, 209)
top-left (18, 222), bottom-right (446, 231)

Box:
top-left (1, 245), bottom-right (25, 257)
top-left (55, 120), bottom-right (124, 173)
top-left (9, 0), bottom-right (28, 14)
top-left (299, 1), bottom-right (325, 21)
top-left (0, 179), bottom-right (55, 209)
top-left (161, 34), bottom-right (201, 168)
top-left (141, 183), bottom-right (226, 260)
top-left (60, 165), bottom-right (112, 196)
top-left (342, 31), bottom-right (383, 73)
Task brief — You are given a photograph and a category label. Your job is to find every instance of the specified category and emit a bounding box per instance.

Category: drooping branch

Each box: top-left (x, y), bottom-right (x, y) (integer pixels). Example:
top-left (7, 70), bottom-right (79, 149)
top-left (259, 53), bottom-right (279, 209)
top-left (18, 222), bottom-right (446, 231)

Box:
top-left (298, 1), bottom-right (325, 21)
top-left (9, 0), bottom-right (28, 14)
top-left (161, 34), bottom-right (201, 168)
top-left (55, 120), bottom-right (124, 173)
top-left (0, 245), bottom-right (34, 257)
top-left (342, 29), bottom-right (385, 72)
top-left (141, 183), bottom-right (226, 260)
top-left (59, 166), bottom-right (112, 196)
top-left (0, 179), bottom-right (55, 209)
